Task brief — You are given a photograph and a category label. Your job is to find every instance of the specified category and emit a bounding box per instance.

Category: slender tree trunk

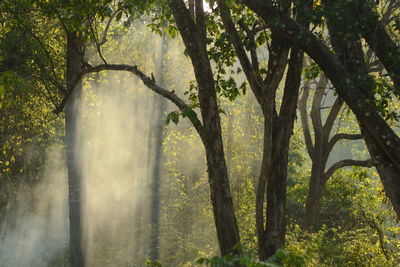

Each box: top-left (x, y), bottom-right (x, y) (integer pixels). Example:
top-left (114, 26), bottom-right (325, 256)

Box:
top-left (65, 32), bottom-right (85, 267)
top-left (168, 0), bottom-right (241, 256)
top-left (149, 30), bottom-right (168, 262)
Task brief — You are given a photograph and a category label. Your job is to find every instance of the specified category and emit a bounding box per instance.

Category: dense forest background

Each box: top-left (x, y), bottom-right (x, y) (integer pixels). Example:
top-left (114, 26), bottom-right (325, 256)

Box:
top-left (0, 0), bottom-right (399, 266)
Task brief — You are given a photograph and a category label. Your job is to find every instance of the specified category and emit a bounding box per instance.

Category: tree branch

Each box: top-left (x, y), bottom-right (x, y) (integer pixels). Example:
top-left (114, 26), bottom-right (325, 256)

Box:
top-left (299, 83), bottom-right (314, 156)
top-left (195, 0), bottom-right (206, 49)
top-left (88, 16), bottom-right (108, 65)
top-left (238, 19), bottom-right (259, 71)
top-left (323, 159), bottom-right (373, 183)
top-left (279, 46), bottom-right (304, 135)
top-left (242, 0), bottom-right (400, 173)
top-left (323, 96), bottom-right (343, 138)
top-left (217, 0), bottom-right (264, 106)
top-left (31, 75), bottom-right (58, 108)
top-left (188, 0), bottom-right (195, 19)
top-left (327, 133), bottom-right (363, 154)
top-left (53, 64), bottom-right (204, 138)
top-left (310, 76), bottom-right (326, 136)
top-left (357, 0), bottom-right (400, 88)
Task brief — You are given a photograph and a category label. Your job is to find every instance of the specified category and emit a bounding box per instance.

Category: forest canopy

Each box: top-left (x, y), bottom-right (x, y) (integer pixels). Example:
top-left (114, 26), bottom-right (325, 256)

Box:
top-left (0, 0), bottom-right (399, 266)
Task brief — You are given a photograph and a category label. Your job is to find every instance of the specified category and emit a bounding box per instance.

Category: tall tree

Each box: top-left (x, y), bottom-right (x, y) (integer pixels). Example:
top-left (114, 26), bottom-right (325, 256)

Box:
top-left (167, 0), bottom-right (241, 256)
top-left (216, 0), bottom-right (310, 258)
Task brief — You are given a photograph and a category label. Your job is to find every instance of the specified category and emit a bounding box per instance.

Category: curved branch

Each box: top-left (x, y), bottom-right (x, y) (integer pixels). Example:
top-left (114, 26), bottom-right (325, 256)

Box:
top-left (323, 96), bottom-right (343, 137)
top-left (53, 64), bottom-right (204, 139)
top-left (299, 83), bottom-right (314, 157)
top-left (310, 76), bottom-right (327, 136)
top-left (323, 159), bottom-right (373, 183)
top-left (88, 16), bottom-right (107, 65)
top-left (327, 133), bottom-right (363, 154)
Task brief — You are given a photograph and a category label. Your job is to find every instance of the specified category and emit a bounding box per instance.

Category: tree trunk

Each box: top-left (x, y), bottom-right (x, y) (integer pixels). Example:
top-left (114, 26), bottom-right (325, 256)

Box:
top-left (65, 32), bottom-right (85, 267)
top-left (149, 30), bottom-right (168, 262)
top-left (168, 0), bottom-right (241, 256)
top-left (300, 76), bottom-right (333, 229)
top-left (303, 159), bottom-right (325, 229)
top-left (266, 47), bottom-right (304, 258)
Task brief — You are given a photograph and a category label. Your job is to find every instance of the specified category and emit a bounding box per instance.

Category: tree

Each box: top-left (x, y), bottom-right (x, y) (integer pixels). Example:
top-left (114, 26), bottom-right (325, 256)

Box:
top-left (215, 0), bottom-right (311, 258)
top-left (167, 0), bottom-right (242, 256)
top-left (0, 1), bottom-right (132, 265)
top-left (242, 0), bottom-right (400, 219)
top-left (299, 74), bottom-right (372, 229)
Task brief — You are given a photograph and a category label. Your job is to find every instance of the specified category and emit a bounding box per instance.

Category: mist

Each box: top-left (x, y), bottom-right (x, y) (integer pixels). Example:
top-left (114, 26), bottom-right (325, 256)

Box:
top-left (0, 147), bottom-right (68, 267)
top-left (80, 72), bottom-right (156, 266)
top-left (0, 22), bottom-right (217, 266)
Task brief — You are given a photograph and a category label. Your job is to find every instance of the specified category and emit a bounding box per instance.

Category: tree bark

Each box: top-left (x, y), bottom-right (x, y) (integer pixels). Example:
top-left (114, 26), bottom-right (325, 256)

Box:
top-left (65, 32), bottom-right (85, 267)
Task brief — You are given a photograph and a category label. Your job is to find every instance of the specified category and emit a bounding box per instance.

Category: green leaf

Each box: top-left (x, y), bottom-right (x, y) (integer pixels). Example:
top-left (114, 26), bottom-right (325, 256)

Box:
top-left (116, 11), bottom-right (123, 21)
top-left (166, 111), bottom-right (179, 125)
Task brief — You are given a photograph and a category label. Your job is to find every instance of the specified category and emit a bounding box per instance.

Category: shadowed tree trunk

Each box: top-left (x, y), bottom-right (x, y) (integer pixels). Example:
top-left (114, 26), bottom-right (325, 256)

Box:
top-left (149, 29), bottom-right (168, 262)
top-left (65, 32), bottom-right (85, 267)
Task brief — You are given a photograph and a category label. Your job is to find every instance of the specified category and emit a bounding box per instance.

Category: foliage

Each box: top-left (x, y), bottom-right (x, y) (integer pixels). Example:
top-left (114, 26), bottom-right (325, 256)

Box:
top-left (196, 248), bottom-right (304, 267)
top-left (286, 167), bottom-right (400, 266)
